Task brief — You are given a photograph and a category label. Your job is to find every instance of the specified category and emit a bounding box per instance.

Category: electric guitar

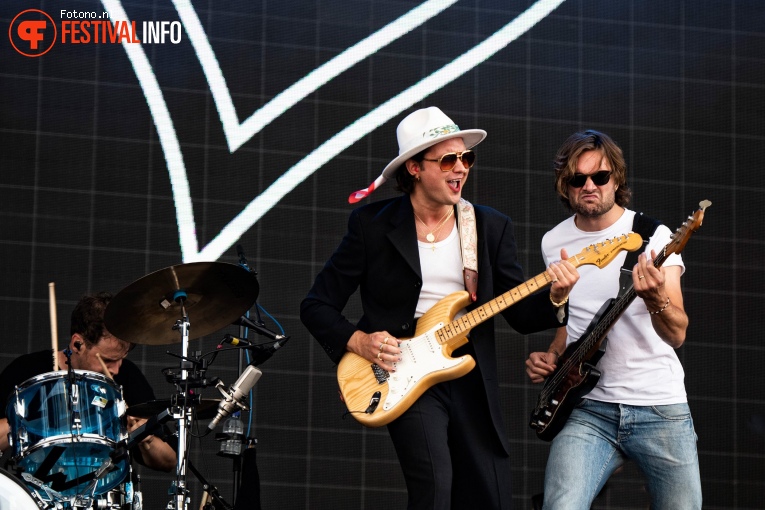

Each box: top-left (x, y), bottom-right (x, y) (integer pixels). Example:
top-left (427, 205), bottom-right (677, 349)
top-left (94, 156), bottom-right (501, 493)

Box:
top-left (529, 200), bottom-right (711, 441)
top-left (336, 233), bottom-right (643, 428)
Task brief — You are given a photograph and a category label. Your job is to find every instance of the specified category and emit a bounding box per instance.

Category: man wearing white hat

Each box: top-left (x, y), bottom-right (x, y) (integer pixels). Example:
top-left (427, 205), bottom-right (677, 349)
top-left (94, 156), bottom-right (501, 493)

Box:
top-left (301, 107), bottom-right (578, 509)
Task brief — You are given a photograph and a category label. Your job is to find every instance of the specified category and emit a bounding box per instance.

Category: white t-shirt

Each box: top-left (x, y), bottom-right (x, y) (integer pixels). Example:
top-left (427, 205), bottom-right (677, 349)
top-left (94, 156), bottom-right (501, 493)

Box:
top-left (541, 209), bottom-right (688, 405)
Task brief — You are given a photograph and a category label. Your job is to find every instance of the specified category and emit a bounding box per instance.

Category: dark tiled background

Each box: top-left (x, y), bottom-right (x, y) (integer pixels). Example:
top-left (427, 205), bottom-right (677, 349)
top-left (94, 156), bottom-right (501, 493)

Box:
top-left (1, 0), bottom-right (762, 508)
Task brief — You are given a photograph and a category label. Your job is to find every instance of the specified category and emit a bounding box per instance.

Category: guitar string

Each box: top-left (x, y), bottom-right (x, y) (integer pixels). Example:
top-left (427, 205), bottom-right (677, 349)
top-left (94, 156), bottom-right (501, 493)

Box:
top-left (443, 238), bottom-right (634, 346)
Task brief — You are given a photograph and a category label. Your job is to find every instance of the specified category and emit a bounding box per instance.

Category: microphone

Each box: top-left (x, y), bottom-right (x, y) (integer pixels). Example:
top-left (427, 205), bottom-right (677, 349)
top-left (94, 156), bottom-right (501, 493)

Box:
top-left (219, 335), bottom-right (252, 347)
top-left (245, 336), bottom-right (288, 367)
top-left (236, 244), bottom-right (254, 273)
top-left (233, 316), bottom-right (287, 342)
top-left (208, 365), bottom-right (262, 430)
top-left (219, 333), bottom-right (288, 367)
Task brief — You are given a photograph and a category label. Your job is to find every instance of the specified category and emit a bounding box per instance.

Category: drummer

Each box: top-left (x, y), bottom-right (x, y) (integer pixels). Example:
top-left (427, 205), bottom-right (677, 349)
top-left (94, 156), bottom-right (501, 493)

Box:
top-left (0, 292), bottom-right (176, 472)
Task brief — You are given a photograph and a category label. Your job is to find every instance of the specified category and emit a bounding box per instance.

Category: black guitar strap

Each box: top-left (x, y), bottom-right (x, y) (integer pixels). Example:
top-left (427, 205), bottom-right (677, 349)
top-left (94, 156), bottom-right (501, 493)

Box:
top-left (618, 212), bottom-right (661, 297)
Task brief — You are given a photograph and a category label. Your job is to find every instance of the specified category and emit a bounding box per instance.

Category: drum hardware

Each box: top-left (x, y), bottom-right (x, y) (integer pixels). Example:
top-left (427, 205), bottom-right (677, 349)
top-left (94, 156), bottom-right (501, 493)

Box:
top-left (124, 409), bottom-right (173, 448)
top-left (20, 471), bottom-right (63, 505)
top-left (160, 352), bottom-right (218, 391)
top-left (127, 398), bottom-right (220, 421)
top-left (104, 262), bottom-right (259, 510)
top-left (63, 350), bottom-right (81, 436)
top-left (132, 474), bottom-right (143, 510)
top-left (186, 461), bottom-right (231, 510)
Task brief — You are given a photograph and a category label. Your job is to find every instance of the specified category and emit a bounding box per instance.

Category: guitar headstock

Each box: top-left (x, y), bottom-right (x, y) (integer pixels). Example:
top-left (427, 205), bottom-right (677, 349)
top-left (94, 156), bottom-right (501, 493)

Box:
top-left (666, 199), bottom-right (711, 256)
top-left (571, 232), bottom-right (643, 269)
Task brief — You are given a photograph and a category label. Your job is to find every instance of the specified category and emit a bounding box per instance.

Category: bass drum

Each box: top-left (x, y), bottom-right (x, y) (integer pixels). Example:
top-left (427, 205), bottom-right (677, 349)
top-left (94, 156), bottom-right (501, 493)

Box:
top-left (0, 468), bottom-right (43, 509)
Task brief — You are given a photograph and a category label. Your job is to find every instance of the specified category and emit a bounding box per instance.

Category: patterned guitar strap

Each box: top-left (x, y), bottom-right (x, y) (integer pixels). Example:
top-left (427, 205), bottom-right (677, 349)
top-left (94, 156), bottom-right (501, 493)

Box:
top-left (456, 198), bottom-right (479, 302)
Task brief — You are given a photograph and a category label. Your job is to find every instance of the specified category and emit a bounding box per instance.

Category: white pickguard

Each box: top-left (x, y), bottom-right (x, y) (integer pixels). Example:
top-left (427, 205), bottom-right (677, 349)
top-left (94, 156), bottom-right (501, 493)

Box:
top-left (382, 322), bottom-right (467, 411)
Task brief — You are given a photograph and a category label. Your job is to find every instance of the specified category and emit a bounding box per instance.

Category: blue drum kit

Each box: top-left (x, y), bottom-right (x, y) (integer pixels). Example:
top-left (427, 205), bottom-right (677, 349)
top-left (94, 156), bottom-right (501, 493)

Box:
top-left (2, 261), bottom-right (273, 510)
top-left (4, 369), bottom-right (136, 509)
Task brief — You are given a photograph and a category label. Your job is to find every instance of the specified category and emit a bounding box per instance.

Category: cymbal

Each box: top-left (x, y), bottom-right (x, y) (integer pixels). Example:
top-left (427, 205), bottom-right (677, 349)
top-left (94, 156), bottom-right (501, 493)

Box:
top-left (104, 262), bottom-right (259, 345)
top-left (127, 398), bottom-right (221, 420)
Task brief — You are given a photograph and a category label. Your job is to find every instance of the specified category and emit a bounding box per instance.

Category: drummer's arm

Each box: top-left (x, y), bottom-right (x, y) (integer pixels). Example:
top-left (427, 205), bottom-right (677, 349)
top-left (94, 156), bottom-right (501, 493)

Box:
top-left (128, 416), bottom-right (176, 472)
top-left (0, 418), bottom-right (9, 452)
top-left (136, 433), bottom-right (176, 472)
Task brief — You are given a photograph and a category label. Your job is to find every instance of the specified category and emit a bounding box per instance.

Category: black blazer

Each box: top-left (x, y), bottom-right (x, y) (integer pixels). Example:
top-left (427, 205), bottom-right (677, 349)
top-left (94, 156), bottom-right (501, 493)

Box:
top-left (301, 194), bottom-right (564, 452)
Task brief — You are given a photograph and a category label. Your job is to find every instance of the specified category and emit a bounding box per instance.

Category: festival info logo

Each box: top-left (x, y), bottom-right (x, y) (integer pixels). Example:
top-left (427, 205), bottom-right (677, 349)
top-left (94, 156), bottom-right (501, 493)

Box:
top-left (9, 8), bottom-right (182, 57)
top-left (9, 9), bottom-right (57, 57)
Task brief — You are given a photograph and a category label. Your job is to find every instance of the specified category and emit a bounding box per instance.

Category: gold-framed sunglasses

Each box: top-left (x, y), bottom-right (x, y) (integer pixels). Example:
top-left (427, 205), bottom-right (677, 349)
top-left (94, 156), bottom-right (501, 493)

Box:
top-left (422, 150), bottom-right (476, 172)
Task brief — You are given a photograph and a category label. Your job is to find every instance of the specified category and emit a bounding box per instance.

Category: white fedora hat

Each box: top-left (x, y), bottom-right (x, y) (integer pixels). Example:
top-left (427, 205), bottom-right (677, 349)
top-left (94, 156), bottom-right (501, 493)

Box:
top-left (349, 107), bottom-right (487, 203)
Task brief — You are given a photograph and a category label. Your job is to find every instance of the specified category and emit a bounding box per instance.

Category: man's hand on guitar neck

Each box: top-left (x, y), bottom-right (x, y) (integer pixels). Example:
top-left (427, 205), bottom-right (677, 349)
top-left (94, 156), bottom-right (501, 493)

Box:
top-left (525, 327), bottom-right (567, 384)
top-left (633, 250), bottom-right (688, 348)
top-left (347, 330), bottom-right (402, 373)
top-left (547, 248), bottom-right (579, 306)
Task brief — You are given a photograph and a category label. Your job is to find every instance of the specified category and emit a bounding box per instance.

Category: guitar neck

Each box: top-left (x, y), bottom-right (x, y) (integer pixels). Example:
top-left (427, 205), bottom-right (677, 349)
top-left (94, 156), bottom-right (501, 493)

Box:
top-left (564, 245), bottom-right (670, 365)
top-left (435, 252), bottom-right (591, 347)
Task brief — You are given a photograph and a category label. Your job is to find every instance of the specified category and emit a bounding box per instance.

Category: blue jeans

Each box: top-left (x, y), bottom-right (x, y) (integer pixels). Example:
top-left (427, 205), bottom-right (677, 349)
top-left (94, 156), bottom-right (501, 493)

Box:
top-left (542, 399), bottom-right (702, 510)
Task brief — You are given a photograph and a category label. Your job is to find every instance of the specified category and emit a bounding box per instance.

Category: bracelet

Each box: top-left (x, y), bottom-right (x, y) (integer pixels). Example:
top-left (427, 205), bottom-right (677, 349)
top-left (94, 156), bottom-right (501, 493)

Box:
top-left (549, 292), bottom-right (568, 308)
top-left (549, 349), bottom-right (560, 360)
top-left (649, 297), bottom-right (671, 315)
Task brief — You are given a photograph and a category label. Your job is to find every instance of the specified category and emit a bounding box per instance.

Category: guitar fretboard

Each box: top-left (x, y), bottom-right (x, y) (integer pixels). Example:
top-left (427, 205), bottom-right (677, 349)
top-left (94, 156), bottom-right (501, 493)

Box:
top-left (431, 235), bottom-right (640, 347)
top-left (434, 272), bottom-right (554, 346)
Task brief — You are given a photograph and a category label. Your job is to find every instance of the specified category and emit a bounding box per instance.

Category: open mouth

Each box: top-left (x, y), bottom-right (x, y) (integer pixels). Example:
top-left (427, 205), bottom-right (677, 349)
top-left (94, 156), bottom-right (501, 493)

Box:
top-left (447, 179), bottom-right (461, 192)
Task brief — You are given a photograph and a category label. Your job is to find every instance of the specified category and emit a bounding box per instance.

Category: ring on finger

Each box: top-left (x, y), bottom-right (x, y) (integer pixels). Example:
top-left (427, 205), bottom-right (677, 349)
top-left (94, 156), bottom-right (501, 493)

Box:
top-left (377, 352), bottom-right (383, 361)
top-left (552, 279), bottom-right (559, 284)
top-left (383, 337), bottom-right (389, 344)
top-left (639, 275), bottom-right (645, 280)
top-left (378, 342), bottom-right (385, 353)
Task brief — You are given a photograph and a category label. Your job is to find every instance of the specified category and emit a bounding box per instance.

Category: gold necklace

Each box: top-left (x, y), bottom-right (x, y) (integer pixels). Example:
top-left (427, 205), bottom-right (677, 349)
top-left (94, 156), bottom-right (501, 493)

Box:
top-left (414, 207), bottom-right (454, 249)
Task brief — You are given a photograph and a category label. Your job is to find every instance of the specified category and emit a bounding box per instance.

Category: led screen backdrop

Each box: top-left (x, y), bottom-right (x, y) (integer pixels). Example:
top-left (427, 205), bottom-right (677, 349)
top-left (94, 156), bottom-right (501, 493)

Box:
top-left (1, 0), bottom-right (762, 508)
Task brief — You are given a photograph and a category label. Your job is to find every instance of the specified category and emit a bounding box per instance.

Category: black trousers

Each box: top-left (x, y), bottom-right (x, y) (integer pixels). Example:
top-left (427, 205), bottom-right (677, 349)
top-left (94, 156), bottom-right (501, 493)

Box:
top-left (387, 368), bottom-right (513, 510)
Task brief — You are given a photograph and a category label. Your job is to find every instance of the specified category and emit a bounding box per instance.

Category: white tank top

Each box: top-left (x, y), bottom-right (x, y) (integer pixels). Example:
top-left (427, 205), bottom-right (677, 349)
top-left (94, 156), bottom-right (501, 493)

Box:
top-left (415, 223), bottom-right (464, 318)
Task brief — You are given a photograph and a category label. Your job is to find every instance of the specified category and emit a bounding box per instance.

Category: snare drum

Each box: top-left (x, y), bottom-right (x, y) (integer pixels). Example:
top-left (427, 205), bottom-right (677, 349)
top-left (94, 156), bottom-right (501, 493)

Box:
top-left (0, 467), bottom-right (43, 509)
top-left (7, 370), bottom-right (129, 500)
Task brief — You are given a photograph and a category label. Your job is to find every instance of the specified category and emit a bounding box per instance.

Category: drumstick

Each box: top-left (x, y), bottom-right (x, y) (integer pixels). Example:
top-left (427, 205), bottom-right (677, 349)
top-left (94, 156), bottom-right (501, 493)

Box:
top-left (198, 490), bottom-right (209, 510)
top-left (97, 353), bottom-right (138, 423)
top-left (49, 282), bottom-right (59, 371)
top-left (95, 352), bottom-right (114, 381)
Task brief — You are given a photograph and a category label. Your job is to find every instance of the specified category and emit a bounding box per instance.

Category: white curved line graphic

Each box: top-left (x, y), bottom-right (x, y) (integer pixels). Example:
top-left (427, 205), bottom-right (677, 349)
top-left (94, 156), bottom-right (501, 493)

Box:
top-left (101, 0), bottom-right (198, 256)
top-left (173, 0), bottom-right (460, 153)
top-left (103, 0), bottom-right (566, 262)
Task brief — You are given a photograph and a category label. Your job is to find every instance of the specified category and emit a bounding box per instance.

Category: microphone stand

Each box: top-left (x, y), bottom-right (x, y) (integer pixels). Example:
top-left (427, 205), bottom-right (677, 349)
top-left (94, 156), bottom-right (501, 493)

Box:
top-left (231, 320), bottom-right (246, 503)
top-left (231, 246), bottom-right (254, 504)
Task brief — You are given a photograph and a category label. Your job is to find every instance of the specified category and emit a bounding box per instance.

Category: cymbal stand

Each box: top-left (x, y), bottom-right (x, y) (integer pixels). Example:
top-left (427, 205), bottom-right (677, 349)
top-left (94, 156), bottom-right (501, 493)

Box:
top-left (232, 321), bottom-right (247, 501)
top-left (187, 461), bottom-right (232, 510)
top-left (169, 291), bottom-right (192, 510)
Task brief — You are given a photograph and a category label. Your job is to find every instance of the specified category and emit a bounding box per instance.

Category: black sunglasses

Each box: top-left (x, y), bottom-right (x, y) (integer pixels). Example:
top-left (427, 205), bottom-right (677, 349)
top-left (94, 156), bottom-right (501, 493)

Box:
top-left (569, 170), bottom-right (612, 188)
top-left (423, 150), bottom-right (476, 171)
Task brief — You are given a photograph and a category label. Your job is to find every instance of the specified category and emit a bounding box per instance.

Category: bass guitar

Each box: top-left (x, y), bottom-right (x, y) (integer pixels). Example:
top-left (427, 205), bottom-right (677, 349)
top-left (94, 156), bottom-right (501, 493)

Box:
top-left (529, 199), bottom-right (711, 441)
top-left (337, 233), bottom-right (643, 427)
